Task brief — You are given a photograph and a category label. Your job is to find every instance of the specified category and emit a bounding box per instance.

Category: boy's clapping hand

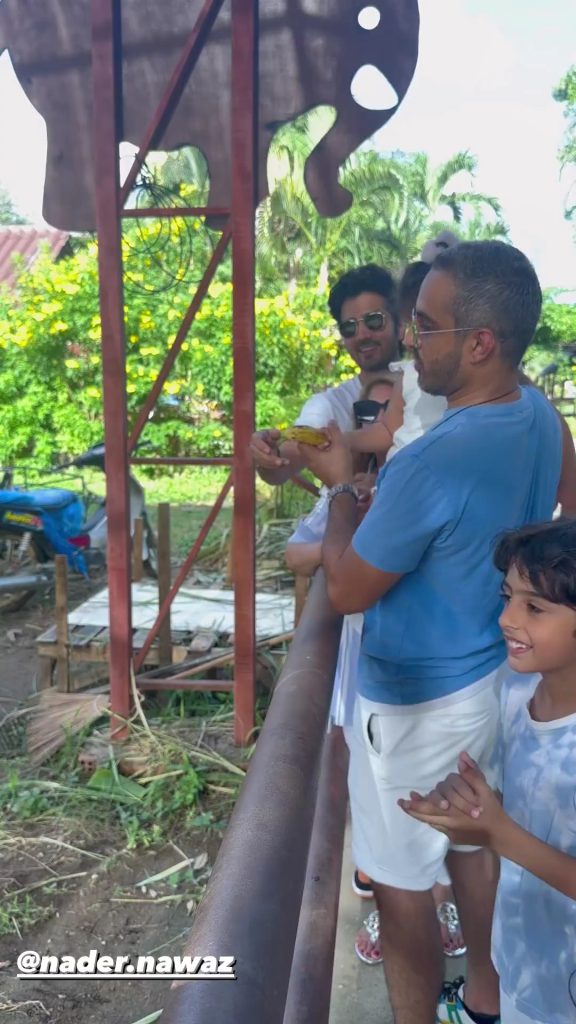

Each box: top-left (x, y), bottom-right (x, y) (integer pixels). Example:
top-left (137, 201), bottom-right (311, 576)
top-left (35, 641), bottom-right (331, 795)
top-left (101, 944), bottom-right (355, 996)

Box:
top-left (398, 752), bottom-right (508, 847)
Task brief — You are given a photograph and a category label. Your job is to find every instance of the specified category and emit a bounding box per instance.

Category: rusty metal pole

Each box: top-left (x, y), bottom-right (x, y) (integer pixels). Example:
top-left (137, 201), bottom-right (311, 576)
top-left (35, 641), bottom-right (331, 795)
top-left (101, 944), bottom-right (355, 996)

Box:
top-left (282, 728), bottom-right (349, 1024)
top-left (91, 0), bottom-right (132, 733)
top-left (231, 0), bottom-right (258, 745)
top-left (160, 574), bottom-right (343, 1024)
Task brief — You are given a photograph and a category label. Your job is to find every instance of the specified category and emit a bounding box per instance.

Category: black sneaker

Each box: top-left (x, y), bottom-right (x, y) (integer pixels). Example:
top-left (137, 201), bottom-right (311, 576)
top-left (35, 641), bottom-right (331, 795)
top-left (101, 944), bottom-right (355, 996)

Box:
top-left (352, 869), bottom-right (373, 899)
top-left (436, 978), bottom-right (501, 1024)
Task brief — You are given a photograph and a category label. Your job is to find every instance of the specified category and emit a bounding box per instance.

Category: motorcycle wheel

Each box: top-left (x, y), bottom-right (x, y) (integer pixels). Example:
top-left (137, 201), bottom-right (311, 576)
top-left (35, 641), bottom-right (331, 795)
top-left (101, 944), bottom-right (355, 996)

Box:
top-left (0, 531), bottom-right (42, 613)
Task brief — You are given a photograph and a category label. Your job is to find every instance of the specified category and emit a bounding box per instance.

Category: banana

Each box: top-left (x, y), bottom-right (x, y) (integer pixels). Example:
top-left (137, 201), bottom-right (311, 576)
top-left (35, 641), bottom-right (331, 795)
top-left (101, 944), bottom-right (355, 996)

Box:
top-left (281, 425), bottom-right (327, 446)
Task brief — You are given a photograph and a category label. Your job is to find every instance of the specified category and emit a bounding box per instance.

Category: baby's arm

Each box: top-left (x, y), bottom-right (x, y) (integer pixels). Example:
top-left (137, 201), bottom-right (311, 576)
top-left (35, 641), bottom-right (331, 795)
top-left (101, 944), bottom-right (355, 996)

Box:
top-left (284, 541), bottom-right (322, 577)
top-left (344, 379), bottom-right (404, 455)
top-left (345, 420), bottom-right (393, 456)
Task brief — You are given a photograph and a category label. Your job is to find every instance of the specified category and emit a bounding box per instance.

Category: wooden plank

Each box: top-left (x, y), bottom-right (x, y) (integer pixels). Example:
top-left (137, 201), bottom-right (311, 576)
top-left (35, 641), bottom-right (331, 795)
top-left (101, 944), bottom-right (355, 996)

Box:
top-left (137, 678), bottom-right (235, 692)
top-left (157, 503), bottom-right (172, 666)
top-left (37, 657), bottom-right (55, 690)
top-left (189, 629), bottom-right (218, 653)
top-left (132, 516), bottom-right (144, 582)
top-left (37, 624), bottom-right (58, 644)
top-left (137, 630), bottom-right (293, 684)
top-left (69, 625), bottom-right (106, 648)
top-left (132, 628), bottom-right (159, 648)
top-left (54, 555), bottom-right (70, 692)
top-left (37, 643), bottom-right (161, 666)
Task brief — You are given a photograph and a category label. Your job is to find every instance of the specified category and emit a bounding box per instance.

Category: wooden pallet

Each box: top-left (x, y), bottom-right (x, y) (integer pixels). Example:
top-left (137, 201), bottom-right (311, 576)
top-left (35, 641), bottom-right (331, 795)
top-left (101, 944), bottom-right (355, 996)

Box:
top-left (36, 621), bottom-right (214, 691)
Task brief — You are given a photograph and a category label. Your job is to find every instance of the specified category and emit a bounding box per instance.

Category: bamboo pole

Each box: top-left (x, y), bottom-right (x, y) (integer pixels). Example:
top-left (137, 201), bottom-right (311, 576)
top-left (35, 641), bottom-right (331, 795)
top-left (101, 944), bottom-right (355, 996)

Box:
top-left (55, 555), bottom-right (70, 692)
top-left (132, 517), bottom-right (144, 582)
top-left (157, 503), bottom-right (172, 666)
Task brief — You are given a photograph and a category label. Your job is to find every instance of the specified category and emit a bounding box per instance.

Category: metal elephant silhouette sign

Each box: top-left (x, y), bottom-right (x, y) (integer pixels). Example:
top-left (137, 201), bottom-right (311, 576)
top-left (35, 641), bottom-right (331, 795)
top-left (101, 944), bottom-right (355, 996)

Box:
top-left (0, 0), bottom-right (420, 230)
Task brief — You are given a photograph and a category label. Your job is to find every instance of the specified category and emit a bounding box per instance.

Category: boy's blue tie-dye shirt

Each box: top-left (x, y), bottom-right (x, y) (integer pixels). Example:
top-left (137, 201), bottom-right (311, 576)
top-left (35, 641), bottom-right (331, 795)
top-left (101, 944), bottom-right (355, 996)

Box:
top-left (492, 671), bottom-right (576, 1022)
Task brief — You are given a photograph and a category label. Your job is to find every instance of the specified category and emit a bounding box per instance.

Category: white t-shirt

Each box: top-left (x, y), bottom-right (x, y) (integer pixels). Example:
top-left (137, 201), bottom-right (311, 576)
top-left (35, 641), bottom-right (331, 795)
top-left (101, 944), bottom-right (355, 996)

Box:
top-left (387, 359), bottom-right (447, 460)
top-left (295, 377), bottom-right (362, 431)
top-left (492, 670), bottom-right (576, 1023)
top-left (287, 497), bottom-right (361, 728)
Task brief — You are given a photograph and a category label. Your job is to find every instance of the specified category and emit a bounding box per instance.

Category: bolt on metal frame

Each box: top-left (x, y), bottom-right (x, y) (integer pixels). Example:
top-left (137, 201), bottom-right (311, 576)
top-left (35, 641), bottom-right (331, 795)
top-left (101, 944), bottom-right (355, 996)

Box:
top-left (91, 0), bottom-right (257, 743)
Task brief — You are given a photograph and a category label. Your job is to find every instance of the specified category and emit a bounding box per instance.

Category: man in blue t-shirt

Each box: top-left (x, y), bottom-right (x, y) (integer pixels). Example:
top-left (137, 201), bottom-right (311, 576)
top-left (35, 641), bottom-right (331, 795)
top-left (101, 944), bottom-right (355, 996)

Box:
top-left (299, 241), bottom-right (576, 1024)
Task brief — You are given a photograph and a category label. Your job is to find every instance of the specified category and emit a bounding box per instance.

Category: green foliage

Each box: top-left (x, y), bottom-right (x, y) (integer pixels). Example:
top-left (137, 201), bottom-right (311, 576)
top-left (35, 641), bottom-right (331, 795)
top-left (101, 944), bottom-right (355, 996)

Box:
top-left (554, 66), bottom-right (576, 220)
top-left (0, 185), bottom-right (28, 225)
top-left (554, 66), bottom-right (576, 170)
top-left (0, 141), bottom-right (512, 467)
top-left (0, 227), bottom-right (354, 464)
top-left (257, 147), bottom-right (508, 287)
top-left (0, 891), bottom-right (53, 937)
top-left (0, 754), bottom-right (205, 851)
top-left (533, 291), bottom-right (576, 349)
top-left (524, 291), bottom-right (576, 376)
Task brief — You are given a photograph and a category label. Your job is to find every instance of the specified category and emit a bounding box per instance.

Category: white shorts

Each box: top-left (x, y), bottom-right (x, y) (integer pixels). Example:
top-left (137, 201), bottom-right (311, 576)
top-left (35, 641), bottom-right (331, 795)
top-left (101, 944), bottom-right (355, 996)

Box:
top-left (348, 667), bottom-right (503, 890)
top-left (500, 988), bottom-right (545, 1024)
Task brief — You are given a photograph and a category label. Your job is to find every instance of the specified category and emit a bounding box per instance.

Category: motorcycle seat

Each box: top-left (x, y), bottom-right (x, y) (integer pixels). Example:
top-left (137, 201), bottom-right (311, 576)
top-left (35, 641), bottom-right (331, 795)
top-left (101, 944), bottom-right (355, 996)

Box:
top-left (0, 488), bottom-right (81, 512)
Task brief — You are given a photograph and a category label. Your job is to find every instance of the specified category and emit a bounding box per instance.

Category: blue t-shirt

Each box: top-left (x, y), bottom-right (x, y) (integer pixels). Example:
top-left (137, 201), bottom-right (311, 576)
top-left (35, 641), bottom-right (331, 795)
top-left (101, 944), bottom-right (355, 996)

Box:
top-left (492, 671), bottom-right (576, 1023)
top-left (352, 386), bottom-right (562, 704)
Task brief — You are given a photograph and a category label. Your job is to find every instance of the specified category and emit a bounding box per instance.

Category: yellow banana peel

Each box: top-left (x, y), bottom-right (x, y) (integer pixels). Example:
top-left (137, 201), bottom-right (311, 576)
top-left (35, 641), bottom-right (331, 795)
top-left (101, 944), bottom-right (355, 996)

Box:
top-left (280, 425), bottom-right (327, 446)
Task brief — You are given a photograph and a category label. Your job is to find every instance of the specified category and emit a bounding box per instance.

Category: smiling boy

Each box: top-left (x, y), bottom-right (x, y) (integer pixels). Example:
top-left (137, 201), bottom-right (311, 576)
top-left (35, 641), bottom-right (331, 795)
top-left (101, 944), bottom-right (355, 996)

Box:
top-left (401, 518), bottom-right (576, 1024)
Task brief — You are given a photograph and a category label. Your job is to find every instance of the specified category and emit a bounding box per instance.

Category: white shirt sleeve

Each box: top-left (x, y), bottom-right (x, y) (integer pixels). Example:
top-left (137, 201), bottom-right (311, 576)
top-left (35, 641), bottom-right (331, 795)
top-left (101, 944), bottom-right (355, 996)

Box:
top-left (294, 392), bottom-right (338, 429)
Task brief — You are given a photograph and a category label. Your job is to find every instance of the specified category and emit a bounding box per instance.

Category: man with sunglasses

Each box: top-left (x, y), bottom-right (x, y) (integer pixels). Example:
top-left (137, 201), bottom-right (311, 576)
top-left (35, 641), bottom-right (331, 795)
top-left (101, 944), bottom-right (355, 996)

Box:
top-left (250, 263), bottom-right (401, 483)
top-left (298, 241), bottom-right (576, 1024)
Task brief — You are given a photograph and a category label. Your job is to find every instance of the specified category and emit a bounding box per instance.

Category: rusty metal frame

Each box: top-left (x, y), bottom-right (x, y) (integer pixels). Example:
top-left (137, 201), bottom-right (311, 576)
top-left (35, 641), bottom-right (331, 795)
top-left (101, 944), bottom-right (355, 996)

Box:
top-left (160, 573), bottom-right (345, 1024)
top-left (90, 0), bottom-right (257, 743)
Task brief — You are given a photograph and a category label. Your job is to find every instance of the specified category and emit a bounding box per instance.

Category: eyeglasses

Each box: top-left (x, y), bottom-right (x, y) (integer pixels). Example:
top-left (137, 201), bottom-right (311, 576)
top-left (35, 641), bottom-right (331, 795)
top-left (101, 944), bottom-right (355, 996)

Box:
top-left (338, 310), bottom-right (387, 339)
top-left (407, 313), bottom-right (480, 351)
top-left (353, 398), bottom-right (390, 425)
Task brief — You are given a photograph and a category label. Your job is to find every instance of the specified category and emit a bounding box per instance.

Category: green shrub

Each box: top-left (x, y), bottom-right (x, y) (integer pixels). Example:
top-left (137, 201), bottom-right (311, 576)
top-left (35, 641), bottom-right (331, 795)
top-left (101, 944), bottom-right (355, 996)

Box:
top-left (0, 228), bottom-right (354, 465)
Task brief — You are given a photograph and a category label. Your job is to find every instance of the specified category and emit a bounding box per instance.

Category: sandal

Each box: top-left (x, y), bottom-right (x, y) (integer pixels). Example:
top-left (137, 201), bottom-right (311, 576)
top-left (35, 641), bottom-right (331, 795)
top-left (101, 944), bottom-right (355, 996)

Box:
top-left (352, 869), bottom-right (374, 899)
top-left (437, 901), bottom-right (467, 958)
top-left (354, 909), bottom-right (383, 965)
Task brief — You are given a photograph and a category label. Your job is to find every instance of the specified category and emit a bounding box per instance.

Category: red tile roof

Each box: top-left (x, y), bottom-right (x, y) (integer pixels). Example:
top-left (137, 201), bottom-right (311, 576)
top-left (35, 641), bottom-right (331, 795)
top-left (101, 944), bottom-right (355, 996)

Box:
top-left (0, 226), bottom-right (70, 291)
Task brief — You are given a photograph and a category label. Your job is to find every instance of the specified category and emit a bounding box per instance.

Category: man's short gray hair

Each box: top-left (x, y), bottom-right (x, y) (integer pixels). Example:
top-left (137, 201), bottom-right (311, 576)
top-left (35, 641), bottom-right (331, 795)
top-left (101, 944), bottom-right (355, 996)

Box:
top-left (433, 241), bottom-right (542, 366)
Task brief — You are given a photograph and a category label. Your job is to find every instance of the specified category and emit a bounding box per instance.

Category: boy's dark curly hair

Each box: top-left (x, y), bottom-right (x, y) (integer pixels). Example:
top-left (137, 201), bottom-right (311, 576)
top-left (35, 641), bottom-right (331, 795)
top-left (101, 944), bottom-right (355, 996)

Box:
top-left (493, 517), bottom-right (576, 607)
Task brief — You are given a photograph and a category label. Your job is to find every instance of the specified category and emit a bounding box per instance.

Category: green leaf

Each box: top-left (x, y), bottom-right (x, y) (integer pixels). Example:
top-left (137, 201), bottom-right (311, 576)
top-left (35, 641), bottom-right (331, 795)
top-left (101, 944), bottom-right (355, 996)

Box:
top-left (87, 767), bottom-right (146, 801)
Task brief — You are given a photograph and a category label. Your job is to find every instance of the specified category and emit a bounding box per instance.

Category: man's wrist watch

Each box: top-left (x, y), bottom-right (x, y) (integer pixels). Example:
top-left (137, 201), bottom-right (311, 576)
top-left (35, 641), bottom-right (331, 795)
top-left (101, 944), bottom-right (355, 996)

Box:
top-left (326, 482), bottom-right (359, 506)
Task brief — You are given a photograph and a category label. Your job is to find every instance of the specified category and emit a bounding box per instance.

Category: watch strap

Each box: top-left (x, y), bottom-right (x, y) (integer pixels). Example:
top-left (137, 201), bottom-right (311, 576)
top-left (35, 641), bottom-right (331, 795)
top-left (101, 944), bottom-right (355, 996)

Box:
top-left (327, 482), bottom-right (359, 505)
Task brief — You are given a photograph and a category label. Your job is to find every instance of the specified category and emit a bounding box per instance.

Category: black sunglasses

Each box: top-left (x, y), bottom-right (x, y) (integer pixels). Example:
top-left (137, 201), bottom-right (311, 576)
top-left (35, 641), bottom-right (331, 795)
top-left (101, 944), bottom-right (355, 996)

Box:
top-left (353, 398), bottom-right (390, 426)
top-left (338, 310), bottom-right (387, 339)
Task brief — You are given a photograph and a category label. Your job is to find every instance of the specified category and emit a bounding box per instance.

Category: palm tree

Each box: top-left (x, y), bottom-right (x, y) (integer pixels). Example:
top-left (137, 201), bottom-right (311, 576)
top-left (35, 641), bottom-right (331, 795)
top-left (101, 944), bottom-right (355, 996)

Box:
top-left (401, 151), bottom-right (503, 222)
top-left (450, 211), bottom-right (510, 242)
top-left (256, 143), bottom-right (508, 287)
top-left (266, 106), bottom-right (336, 188)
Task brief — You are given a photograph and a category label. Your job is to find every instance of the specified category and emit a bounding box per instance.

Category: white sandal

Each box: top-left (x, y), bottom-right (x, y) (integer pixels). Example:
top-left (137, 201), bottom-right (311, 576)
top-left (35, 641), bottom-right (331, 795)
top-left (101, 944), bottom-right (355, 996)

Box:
top-left (354, 909), bottom-right (383, 965)
top-left (437, 901), bottom-right (467, 958)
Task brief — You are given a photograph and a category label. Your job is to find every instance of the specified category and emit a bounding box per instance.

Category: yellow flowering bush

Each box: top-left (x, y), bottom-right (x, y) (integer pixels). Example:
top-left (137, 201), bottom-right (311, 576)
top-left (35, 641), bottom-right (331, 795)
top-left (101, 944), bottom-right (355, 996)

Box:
top-left (0, 229), bottom-right (355, 464)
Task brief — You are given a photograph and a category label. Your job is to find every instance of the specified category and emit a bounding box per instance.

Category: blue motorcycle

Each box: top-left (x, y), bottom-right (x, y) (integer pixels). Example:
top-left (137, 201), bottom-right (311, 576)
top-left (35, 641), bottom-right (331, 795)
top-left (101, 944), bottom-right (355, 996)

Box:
top-left (0, 444), bottom-right (157, 611)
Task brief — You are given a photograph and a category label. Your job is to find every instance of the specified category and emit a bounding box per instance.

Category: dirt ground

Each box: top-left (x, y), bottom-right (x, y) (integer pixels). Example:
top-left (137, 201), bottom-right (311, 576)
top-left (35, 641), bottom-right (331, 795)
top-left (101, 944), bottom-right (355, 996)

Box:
top-left (0, 584), bottom-right (232, 1024)
top-left (0, 833), bottom-right (219, 1023)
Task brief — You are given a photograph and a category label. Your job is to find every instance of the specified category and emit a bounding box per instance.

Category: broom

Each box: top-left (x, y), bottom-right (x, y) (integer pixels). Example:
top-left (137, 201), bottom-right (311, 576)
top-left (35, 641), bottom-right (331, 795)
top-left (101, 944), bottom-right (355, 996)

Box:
top-left (27, 687), bottom-right (109, 766)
